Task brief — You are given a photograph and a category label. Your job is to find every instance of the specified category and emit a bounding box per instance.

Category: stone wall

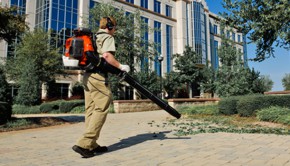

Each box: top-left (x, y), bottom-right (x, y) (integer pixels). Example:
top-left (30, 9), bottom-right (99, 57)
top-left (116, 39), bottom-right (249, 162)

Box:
top-left (168, 98), bottom-right (220, 109)
top-left (113, 100), bottom-right (161, 113)
top-left (113, 98), bottom-right (221, 113)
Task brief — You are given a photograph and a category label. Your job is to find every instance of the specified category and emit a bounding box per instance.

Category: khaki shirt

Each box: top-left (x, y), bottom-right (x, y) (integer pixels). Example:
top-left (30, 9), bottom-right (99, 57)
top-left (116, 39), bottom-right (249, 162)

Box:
top-left (96, 29), bottom-right (116, 58)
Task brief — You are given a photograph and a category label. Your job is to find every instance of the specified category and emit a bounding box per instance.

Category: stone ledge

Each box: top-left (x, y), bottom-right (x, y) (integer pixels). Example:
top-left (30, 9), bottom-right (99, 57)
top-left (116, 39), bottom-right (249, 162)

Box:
top-left (168, 98), bottom-right (220, 108)
top-left (113, 98), bottom-right (221, 113)
top-left (113, 99), bottom-right (160, 113)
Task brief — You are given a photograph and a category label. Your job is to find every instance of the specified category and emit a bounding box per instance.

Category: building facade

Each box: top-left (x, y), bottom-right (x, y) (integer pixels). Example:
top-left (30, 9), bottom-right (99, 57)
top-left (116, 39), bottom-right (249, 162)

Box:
top-left (0, 0), bottom-right (247, 99)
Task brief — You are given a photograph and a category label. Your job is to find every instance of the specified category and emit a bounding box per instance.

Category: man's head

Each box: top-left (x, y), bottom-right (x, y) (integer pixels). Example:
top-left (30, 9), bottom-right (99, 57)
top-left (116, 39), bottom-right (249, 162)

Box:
top-left (100, 16), bottom-right (117, 33)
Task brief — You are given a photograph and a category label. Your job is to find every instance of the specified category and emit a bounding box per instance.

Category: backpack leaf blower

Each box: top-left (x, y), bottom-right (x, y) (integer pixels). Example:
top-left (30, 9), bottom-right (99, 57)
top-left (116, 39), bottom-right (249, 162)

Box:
top-left (63, 28), bottom-right (181, 119)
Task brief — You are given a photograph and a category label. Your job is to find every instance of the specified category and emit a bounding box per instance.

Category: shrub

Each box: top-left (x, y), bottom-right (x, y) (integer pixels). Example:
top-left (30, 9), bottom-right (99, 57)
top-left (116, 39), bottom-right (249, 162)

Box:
top-left (40, 100), bottom-right (84, 113)
top-left (218, 96), bottom-right (243, 115)
top-left (70, 105), bottom-right (85, 113)
top-left (0, 102), bottom-right (12, 124)
top-left (71, 82), bottom-right (84, 99)
top-left (59, 100), bottom-right (84, 113)
top-left (13, 105), bottom-right (40, 114)
top-left (256, 106), bottom-right (290, 122)
top-left (178, 104), bottom-right (219, 115)
top-left (237, 95), bottom-right (290, 117)
top-left (40, 100), bottom-right (63, 113)
top-left (0, 68), bottom-right (11, 103)
top-left (277, 115), bottom-right (290, 125)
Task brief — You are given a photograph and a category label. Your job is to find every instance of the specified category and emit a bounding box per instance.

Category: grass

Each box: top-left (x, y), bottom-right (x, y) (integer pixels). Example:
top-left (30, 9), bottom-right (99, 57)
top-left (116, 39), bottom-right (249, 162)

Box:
top-left (3, 103), bottom-right (290, 135)
top-left (0, 117), bottom-right (70, 132)
top-left (157, 104), bottom-right (290, 136)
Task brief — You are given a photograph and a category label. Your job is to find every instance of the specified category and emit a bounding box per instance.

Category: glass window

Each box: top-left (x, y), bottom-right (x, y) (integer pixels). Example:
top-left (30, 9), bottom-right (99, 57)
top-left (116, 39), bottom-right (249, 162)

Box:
top-left (213, 40), bottom-right (219, 69)
top-left (126, 0), bottom-right (134, 4)
top-left (227, 31), bottom-right (230, 38)
top-left (166, 5), bottom-right (172, 17)
top-left (140, 0), bottom-right (148, 9)
top-left (166, 25), bottom-right (172, 72)
top-left (232, 32), bottom-right (236, 42)
top-left (154, 21), bottom-right (162, 76)
top-left (154, 0), bottom-right (161, 13)
top-left (238, 35), bottom-right (241, 42)
top-left (59, 0), bottom-right (65, 6)
top-left (141, 16), bottom-right (149, 70)
top-left (59, 9), bottom-right (64, 22)
top-left (66, 0), bottom-right (72, 7)
top-left (213, 25), bottom-right (218, 35)
top-left (52, 8), bottom-right (58, 20)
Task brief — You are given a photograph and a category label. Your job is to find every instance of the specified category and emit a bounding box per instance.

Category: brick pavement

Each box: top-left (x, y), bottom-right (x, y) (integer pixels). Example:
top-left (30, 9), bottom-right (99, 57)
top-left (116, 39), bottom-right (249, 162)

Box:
top-left (1, 110), bottom-right (290, 166)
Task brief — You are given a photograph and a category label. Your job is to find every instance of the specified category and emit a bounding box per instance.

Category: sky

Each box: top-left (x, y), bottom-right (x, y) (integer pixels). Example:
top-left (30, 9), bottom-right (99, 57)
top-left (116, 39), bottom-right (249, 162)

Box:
top-left (206, 0), bottom-right (290, 91)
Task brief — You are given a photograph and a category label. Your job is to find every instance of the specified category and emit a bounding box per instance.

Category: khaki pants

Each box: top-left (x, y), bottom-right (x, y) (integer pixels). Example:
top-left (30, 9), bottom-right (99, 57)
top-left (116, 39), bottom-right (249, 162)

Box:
top-left (77, 72), bottom-right (112, 150)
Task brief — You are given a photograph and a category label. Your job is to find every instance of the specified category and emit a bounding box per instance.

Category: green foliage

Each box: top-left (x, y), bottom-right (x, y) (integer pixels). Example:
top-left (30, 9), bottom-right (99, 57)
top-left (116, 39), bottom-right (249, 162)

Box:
top-left (282, 73), bottom-right (290, 90)
top-left (174, 46), bottom-right (204, 84)
top-left (237, 95), bottom-right (290, 117)
top-left (15, 62), bottom-right (41, 105)
top-left (71, 82), bottom-right (84, 99)
top-left (40, 100), bottom-right (62, 113)
top-left (88, 2), bottom-right (157, 72)
top-left (221, 0), bottom-right (290, 61)
top-left (5, 119), bottom-right (32, 128)
top-left (163, 71), bottom-right (183, 98)
top-left (70, 105), bottom-right (85, 113)
top-left (132, 70), bottom-right (161, 98)
top-left (12, 105), bottom-right (40, 114)
top-left (218, 96), bottom-right (242, 115)
top-left (0, 6), bottom-right (28, 43)
top-left (276, 116), bottom-right (290, 125)
top-left (0, 66), bottom-right (11, 103)
top-left (0, 102), bottom-right (12, 125)
top-left (59, 100), bottom-right (85, 113)
top-left (259, 75), bottom-right (273, 92)
top-left (256, 106), bottom-right (290, 122)
top-left (178, 104), bottom-right (219, 115)
top-left (247, 68), bottom-right (270, 93)
top-left (214, 36), bottom-right (252, 97)
top-left (5, 29), bottom-right (63, 105)
top-left (40, 100), bottom-right (84, 113)
top-left (199, 66), bottom-right (216, 94)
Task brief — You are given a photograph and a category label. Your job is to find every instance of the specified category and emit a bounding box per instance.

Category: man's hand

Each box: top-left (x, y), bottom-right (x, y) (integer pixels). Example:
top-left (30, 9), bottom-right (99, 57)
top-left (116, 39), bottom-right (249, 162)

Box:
top-left (119, 64), bottom-right (130, 72)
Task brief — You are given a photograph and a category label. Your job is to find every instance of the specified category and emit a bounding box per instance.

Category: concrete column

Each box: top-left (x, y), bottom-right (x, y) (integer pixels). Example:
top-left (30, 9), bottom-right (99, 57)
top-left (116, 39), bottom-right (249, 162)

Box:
top-left (175, 0), bottom-right (187, 54)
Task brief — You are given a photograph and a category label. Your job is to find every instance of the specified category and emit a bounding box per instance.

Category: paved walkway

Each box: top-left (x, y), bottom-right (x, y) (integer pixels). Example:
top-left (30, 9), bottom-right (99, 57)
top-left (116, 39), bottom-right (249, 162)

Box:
top-left (1, 110), bottom-right (290, 166)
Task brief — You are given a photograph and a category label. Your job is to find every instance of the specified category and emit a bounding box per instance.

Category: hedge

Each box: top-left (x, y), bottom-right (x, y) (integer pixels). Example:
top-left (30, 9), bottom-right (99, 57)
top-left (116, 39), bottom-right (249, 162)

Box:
top-left (218, 96), bottom-right (242, 115)
top-left (0, 101), bottom-right (12, 124)
top-left (40, 100), bottom-right (84, 113)
top-left (237, 95), bottom-right (290, 117)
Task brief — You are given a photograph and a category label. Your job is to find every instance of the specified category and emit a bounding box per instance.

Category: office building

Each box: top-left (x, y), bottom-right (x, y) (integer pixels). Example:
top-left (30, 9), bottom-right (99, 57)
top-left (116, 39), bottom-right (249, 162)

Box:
top-left (0, 0), bottom-right (247, 99)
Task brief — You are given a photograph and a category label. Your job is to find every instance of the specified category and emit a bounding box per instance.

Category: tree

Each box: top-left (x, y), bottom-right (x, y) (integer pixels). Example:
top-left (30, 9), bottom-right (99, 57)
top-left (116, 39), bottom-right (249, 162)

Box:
top-left (221, 0), bottom-right (290, 61)
top-left (132, 70), bottom-right (161, 99)
top-left (199, 66), bottom-right (216, 97)
top-left (87, 2), bottom-right (157, 73)
top-left (163, 71), bottom-right (183, 98)
top-left (214, 37), bottom-right (252, 97)
top-left (259, 75), bottom-right (273, 92)
top-left (282, 73), bottom-right (290, 90)
top-left (0, 66), bottom-right (11, 103)
top-left (15, 62), bottom-right (41, 105)
top-left (5, 29), bottom-right (62, 105)
top-left (0, 6), bottom-right (27, 43)
top-left (173, 46), bottom-right (205, 97)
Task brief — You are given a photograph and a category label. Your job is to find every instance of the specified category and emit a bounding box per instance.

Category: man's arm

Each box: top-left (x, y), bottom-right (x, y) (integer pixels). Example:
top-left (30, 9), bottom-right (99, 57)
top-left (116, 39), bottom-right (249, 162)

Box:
top-left (102, 52), bottom-right (120, 68)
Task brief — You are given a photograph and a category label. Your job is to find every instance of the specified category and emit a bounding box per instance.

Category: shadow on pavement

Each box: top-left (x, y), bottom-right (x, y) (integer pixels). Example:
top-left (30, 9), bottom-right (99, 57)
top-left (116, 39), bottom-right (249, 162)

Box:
top-left (58, 115), bottom-right (85, 122)
top-left (107, 131), bottom-right (190, 153)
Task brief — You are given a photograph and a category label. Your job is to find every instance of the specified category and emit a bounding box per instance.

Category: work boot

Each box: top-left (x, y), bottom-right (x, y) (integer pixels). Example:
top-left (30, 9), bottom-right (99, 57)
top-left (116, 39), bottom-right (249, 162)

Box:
top-left (72, 145), bottom-right (94, 158)
top-left (93, 146), bottom-right (108, 153)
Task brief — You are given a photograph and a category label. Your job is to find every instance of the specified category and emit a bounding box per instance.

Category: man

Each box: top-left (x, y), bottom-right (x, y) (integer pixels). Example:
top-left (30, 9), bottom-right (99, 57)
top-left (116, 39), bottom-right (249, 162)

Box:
top-left (72, 17), bottom-right (130, 158)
